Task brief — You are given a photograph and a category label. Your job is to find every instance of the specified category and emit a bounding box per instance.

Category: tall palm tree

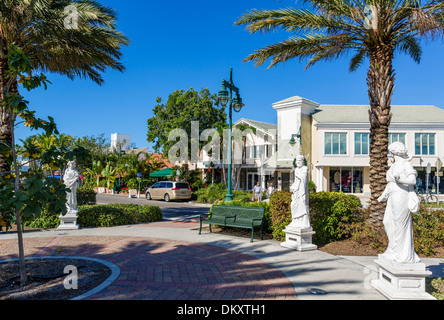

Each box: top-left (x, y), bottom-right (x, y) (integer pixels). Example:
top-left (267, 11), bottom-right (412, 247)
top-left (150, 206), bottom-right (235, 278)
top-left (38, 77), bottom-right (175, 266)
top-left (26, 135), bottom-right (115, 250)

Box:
top-left (235, 0), bottom-right (444, 226)
top-left (0, 0), bottom-right (129, 172)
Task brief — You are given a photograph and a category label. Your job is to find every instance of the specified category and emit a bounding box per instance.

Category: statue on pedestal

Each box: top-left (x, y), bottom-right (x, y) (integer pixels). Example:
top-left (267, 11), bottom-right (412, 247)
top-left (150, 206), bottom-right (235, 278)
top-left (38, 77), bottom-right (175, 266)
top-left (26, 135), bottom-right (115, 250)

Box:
top-left (288, 155), bottom-right (311, 230)
top-left (371, 142), bottom-right (435, 300)
top-left (58, 160), bottom-right (80, 230)
top-left (63, 160), bottom-right (79, 215)
top-left (281, 155), bottom-right (317, 251)
top-left (378, 142), bottom-right (420, 265)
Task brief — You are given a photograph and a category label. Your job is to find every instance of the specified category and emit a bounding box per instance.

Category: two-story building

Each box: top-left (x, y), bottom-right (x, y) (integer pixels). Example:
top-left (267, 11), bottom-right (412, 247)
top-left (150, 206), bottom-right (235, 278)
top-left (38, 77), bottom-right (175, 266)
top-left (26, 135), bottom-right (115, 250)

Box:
top-left (228, 95), bottom-right (444, 195)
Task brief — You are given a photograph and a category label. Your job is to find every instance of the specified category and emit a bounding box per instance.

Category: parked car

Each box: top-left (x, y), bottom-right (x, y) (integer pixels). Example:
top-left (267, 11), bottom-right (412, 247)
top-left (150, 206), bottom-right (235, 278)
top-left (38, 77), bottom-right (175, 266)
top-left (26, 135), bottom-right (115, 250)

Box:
top-left (145, 181), bottom-right (192, 202)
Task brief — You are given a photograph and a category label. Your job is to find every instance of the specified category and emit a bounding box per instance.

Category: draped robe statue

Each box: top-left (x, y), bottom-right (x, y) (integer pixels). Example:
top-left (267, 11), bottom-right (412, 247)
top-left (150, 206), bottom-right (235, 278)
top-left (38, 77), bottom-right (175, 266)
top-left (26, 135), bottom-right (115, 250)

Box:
top-left (288, 155), bottom-right (311, 230)
top-left (63, 161), bottom-right (79, 215)
top-left (378, 142), bottom-right (420, 265)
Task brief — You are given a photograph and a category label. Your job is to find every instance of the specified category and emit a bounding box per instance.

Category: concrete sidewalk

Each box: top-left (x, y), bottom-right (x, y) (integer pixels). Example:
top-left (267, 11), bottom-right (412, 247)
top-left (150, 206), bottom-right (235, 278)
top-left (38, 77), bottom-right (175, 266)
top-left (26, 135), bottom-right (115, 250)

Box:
top-left (0, 219), bottom-right (442, 300)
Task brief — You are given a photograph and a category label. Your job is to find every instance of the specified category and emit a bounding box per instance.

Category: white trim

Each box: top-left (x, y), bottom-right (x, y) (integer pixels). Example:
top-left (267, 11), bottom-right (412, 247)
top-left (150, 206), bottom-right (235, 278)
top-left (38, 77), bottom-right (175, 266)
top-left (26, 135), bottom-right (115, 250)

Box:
top-left (315, 122), bottom-right (444, 130)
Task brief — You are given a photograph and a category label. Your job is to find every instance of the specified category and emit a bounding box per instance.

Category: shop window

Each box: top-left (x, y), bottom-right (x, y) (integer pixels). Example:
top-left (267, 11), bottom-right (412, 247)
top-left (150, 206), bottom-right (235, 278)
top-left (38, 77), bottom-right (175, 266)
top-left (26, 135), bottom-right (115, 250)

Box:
top-left (329, 167), bottom-right (363, 193)
top-left (325, 133), bottom-right (347, 155)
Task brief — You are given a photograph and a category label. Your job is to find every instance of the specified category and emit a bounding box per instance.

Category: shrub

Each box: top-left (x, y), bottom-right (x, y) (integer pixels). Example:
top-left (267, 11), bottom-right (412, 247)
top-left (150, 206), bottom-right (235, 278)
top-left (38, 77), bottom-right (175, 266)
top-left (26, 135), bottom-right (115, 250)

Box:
top-left (309, 192), bottom-right (362, 245)
top-left (413, 207), bottom-right (444, 256)
top-left (25, 212), bottom-right (61, 229)
top-left (104, 203), bottom-right (163, 224)
top-left (268, 191), bottom-right (292, 241)
top-left (268, 191), bottom-right (362, 244)
top-left (77, 205), bottom-right (127, 228)
top-left (77, 204), bottom-right (162, 228)
top-left (77, 187), bottom-right (97, 206)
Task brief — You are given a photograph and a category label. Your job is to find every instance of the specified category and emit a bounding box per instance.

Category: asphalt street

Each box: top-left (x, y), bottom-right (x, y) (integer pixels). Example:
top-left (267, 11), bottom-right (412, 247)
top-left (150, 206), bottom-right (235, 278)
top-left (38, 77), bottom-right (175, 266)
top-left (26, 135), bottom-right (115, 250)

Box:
top-left (96, 193), bottom-right (211, 221)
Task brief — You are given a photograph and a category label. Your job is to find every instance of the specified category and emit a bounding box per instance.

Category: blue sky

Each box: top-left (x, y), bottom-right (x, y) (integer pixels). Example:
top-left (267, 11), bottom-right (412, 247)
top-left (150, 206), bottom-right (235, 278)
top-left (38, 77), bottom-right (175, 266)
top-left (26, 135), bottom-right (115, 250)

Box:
top-left (16, 0), bottom-right (444, 150)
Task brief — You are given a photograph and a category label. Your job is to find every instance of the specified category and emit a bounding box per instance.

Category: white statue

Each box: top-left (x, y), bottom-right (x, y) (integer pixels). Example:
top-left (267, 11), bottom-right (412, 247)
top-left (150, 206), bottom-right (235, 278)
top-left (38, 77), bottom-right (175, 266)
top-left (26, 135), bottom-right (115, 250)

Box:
top-left (378, 142), bottom-right (420, 265)
top-left (288, 155), bottom-right (311, 230)
top-left (63, 160), bottom-right (79, 215)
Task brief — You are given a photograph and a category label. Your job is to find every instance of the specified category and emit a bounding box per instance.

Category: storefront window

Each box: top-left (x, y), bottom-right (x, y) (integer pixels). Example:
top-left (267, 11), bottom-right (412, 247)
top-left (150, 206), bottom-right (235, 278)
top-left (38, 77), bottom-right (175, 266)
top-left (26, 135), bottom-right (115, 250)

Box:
top-left (329, 167), bottom-right (364, 193)
top-left (415, 167), bottom-right (444, 194)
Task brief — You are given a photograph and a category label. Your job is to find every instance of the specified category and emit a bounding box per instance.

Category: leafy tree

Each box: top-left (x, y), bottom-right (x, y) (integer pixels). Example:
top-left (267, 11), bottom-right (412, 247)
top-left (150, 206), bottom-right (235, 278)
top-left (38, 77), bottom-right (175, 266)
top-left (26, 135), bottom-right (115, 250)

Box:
top-left (0, 0), bottom-right (129, 173)
top-left (235, 0), bottom-right (444, 226)
top-left (101, 161), bottom-right (116, 190)
top-left (0, 46), bottom-right (67, 286)
top-left (147, 88), bottom-right (227, 181)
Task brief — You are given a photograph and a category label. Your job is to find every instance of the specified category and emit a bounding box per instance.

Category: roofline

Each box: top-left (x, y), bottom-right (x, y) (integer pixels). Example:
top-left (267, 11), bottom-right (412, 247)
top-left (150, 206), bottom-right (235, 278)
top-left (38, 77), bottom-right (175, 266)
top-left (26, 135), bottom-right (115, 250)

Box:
top-left (234, 118), bottom-right (277, 136)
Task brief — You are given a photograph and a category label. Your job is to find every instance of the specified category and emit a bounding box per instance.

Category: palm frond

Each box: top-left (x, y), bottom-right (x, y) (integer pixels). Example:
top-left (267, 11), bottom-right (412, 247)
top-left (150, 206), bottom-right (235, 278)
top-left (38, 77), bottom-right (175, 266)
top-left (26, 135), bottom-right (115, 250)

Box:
top-left (244, 33), bottom-right (359, 69)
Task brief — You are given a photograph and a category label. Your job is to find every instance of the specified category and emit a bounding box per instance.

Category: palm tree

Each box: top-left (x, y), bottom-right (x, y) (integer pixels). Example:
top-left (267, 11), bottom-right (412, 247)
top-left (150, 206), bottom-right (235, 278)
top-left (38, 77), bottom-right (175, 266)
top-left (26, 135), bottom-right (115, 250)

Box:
top-left (235, 0), bottom-right (444, 227)
top-left (0, 0), bottom-right (129, 172)
top-left (101, 161), bottom-right (116, 190)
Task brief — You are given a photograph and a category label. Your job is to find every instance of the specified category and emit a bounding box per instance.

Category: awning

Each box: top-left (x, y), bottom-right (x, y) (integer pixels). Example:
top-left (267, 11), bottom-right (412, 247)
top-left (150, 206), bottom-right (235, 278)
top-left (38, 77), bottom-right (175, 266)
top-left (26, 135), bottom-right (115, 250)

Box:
top-left (149, 168), bottom-right (174, 178)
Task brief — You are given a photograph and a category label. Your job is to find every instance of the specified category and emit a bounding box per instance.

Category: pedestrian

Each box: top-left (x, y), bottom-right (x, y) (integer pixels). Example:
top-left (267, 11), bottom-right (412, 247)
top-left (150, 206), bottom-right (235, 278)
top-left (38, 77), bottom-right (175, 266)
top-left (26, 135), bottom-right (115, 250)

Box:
top-left (266, 182), bottom-right (275, 199)
top-left (253, 181), bottom-right (262, 202)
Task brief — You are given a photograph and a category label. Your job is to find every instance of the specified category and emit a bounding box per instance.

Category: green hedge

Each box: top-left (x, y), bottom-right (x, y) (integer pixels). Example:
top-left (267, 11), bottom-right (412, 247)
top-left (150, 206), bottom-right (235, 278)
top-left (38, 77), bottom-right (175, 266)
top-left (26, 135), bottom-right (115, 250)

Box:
top-left (413, 206), bottom-right (444, 256)
top-left (269, 191), bottom-right (362, 244)
top-left (77, 204), bottom-right (163, 228)
top-left (77, 187), bottom-right (97, 206)
top-left (26, 203), bottom-right (163, 229)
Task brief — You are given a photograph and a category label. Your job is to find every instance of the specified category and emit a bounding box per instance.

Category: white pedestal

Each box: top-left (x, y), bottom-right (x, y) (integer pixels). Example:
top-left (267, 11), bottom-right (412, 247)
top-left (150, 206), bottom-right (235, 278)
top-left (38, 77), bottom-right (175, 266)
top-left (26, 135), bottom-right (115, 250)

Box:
top-left (371, 255), bottom-right (436, 300)
top-left (58, 212), bottom-right (79, 230)
top-left (280, 227), bottom-right (317, 252)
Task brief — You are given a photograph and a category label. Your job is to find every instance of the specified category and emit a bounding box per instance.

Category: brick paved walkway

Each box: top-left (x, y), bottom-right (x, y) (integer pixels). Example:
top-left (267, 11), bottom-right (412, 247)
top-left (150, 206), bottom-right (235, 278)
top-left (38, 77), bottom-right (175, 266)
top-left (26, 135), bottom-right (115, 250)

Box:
top-left (0, 223), bottom-right (296, 300)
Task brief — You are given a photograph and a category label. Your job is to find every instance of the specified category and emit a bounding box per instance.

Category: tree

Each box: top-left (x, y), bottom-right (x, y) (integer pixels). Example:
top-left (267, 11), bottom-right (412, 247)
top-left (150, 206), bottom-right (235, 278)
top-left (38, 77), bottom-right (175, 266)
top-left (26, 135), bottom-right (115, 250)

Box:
top-left (0, 0), bottom-right (129, 173)
top-left (101, 161), bottom-right (116, 190)
top-left (0, 46), bottom-right (67, 286)
top-left (235, 0), bottom-right (444, 226)
top-left (147, 88), bottom-right (227, 181)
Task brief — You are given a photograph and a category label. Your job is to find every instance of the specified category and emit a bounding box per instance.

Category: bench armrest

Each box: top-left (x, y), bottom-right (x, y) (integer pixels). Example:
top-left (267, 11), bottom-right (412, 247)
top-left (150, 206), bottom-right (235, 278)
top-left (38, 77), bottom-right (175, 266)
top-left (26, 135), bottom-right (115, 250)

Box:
top-left (224, 215), bottom-right (236, 223)
top-left (199, 213), bottom-right (210, 221)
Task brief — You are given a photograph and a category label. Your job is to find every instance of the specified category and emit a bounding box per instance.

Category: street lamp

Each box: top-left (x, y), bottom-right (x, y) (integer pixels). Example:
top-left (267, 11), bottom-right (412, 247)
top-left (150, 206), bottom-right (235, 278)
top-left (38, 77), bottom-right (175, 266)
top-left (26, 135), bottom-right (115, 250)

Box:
top-left (289, 126), bottom-right (302, 147)
top-left (217, 68), bottom-right (244, 202)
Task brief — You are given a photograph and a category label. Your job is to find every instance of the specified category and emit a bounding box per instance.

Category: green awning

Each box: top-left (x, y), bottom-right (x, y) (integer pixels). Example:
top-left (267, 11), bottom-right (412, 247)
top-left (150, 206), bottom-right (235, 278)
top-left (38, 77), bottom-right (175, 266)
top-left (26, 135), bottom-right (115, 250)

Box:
top-left (149, 168), bottom-right (174, 178)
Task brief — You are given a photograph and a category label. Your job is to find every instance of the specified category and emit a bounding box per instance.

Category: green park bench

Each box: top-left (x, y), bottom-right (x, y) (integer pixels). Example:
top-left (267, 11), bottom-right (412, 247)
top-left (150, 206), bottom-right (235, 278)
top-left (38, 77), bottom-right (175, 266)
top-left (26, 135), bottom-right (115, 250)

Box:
top-left (199, 205), bottom-right (265, 242)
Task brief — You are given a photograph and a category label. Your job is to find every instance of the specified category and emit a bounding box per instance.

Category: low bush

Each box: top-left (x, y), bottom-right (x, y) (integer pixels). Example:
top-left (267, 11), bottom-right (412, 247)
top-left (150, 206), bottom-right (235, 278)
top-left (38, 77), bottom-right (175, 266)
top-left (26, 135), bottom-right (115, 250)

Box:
top-left (413, 206), bottom-right (444, 256)
top-left (77, 204), bottom-right (162, 228)
top-left (268, 191), bottom-right (292, 241)
top-left (77, 187), bottom-right (97, 206)
top-left (268, 191), bottom-right (362, 244)
top-left (309, 192), bottom-right (362, 245)
top-left (25, 203), bottom-right (163, 229)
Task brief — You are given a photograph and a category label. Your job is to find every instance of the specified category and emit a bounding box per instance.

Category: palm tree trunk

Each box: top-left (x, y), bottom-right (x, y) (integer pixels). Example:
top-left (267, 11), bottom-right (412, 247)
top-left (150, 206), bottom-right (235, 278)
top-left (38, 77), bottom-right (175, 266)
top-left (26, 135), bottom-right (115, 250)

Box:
top-left (367, 44), bottom-right (395, 227)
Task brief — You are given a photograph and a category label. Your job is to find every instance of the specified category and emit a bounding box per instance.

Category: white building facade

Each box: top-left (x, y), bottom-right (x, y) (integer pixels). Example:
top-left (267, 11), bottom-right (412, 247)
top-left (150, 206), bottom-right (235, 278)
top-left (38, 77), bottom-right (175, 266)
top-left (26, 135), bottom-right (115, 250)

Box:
top-left (227, 96), bottom-right (444, 194)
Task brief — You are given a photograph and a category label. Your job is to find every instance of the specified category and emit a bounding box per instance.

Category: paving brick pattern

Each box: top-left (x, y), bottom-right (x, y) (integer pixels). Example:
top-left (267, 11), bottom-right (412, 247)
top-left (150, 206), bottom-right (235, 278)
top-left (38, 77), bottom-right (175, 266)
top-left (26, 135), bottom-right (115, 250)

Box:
top-left (0, 233), bottom-right (296, 300)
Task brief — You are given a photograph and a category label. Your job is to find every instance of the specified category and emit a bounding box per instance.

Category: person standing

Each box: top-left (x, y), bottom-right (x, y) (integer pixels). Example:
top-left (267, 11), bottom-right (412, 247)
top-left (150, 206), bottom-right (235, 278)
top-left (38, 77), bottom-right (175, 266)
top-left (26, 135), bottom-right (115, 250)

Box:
top-left (266, 182), bottom-right (275, 199)
top-left (253, 181), bottom-right (262, 202)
